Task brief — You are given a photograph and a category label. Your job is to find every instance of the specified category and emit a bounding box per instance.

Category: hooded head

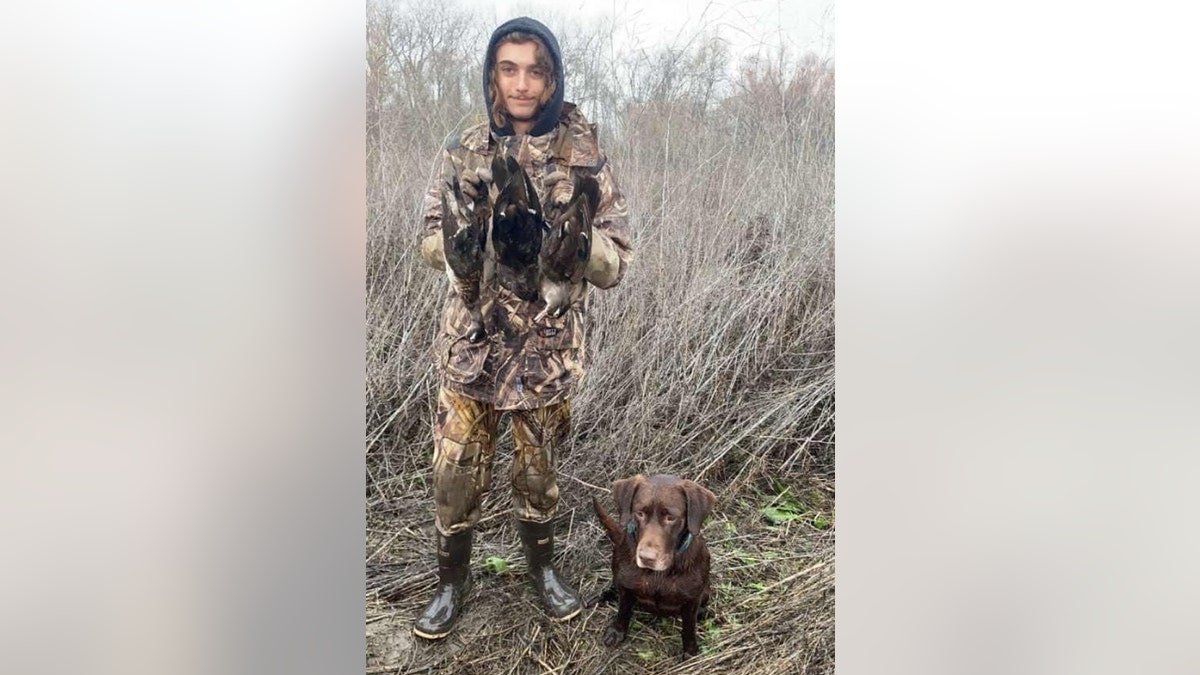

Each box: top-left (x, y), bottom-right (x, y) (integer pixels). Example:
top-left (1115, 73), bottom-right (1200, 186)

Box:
top-left (483, 17), bottom-right (564, 138)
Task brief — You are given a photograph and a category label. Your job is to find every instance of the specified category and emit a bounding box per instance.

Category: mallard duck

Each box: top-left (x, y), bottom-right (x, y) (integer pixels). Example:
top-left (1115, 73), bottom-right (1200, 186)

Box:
top-left (489, 153), bottom-right (544, 303)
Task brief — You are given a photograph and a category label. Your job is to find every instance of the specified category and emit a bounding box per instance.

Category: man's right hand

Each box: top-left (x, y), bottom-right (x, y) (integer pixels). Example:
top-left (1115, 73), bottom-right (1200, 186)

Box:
top-left (457, 167), bottom-right (493, 211)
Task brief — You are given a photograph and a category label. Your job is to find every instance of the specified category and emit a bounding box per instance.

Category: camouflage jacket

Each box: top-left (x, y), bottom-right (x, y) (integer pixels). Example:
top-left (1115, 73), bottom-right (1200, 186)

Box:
top-left (420, 103), bottom-right (634, 410)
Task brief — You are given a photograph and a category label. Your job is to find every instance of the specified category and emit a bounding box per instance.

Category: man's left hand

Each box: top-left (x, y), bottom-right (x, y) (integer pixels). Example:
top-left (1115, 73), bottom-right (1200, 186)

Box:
top-left (543, 171), bottom-right (573, 207)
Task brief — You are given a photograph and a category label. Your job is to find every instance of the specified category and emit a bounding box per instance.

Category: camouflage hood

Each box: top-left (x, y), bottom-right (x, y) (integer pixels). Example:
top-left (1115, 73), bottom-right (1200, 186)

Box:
top-left (482, 17), bottom-right (565, 138)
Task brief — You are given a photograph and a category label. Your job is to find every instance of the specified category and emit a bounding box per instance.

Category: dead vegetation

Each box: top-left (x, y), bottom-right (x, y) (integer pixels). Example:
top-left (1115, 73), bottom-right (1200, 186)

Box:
top-left (367, 2), bottom-right (834, 672)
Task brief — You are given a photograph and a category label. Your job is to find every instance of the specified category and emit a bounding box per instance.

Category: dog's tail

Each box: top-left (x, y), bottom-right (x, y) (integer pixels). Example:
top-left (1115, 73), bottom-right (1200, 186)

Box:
top-left (592, 495), bottom-right (624, 544)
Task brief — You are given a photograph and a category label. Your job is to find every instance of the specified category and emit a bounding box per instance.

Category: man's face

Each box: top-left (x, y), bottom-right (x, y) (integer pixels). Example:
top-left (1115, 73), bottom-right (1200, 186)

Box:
top-left (494, 41), bottom-right (547, 123)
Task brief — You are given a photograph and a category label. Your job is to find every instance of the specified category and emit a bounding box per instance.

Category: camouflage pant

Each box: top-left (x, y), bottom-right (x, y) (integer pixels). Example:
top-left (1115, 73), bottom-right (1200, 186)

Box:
top-left (431, 387), bottom-right (571, 535)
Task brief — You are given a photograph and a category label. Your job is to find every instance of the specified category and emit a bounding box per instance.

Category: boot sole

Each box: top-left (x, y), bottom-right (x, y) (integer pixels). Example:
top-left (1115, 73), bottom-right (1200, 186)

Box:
top-left (412, 626), bottom-right (452, 640)
top-left (550, 605), bottom-right (582, 623)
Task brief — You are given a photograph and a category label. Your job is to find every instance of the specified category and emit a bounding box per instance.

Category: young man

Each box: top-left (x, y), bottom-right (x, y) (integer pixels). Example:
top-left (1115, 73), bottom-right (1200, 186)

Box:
top-left (413, 17), bottom-right (634, 639)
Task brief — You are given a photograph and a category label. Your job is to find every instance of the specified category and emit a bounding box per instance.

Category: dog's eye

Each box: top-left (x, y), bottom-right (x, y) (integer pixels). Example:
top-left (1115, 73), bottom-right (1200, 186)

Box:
top-left (663, 514), bottom-right (676, 523)
top-left (635, 511), bottom-right (646, 521)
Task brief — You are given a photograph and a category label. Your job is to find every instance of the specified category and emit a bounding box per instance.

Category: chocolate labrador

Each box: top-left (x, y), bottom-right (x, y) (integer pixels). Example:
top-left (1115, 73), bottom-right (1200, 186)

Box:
top-left (592, 473), bottom-right (717, 657)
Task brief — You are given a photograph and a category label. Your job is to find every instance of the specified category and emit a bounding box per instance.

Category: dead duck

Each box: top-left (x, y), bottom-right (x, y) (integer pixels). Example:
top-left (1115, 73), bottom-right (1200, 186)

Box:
top-left (536, 173), bottom-right (600, 322)
top-left (489, 153), bottom-right (544, 303)
top-left (439, 173), bottom-right (489, 343)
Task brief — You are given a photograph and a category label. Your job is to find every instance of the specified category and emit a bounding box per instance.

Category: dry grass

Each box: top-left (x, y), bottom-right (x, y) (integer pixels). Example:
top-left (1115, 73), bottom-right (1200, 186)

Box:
top-left (367, 2), bottom-right (834, 672)
top-left (367, 481), bottom-right (833, 674)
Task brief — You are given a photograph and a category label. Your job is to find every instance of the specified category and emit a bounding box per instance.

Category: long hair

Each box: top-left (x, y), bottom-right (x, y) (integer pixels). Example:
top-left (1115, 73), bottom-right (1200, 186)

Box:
top-left (488, 31), bottom-right (557, 129)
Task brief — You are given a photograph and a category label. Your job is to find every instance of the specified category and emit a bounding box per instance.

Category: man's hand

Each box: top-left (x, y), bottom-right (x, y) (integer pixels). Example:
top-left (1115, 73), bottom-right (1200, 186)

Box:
top-left (458, 167), bottom-right (493, 211)
top-left (543, 170), bottom-right (573, 207)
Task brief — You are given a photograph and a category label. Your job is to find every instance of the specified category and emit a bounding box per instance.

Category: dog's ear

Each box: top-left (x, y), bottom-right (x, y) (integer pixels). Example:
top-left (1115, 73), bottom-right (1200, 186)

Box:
top-left (612, 474), bottom-right (645, 525)
top-left (681, 481), bottom-right (716, 537)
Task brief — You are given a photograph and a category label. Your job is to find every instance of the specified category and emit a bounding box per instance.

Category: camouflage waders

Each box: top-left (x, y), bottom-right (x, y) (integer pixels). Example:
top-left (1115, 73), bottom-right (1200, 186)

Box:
top-left (414, 387), bottom-right (581, 638)
top-left (431, 387), bottom-right (571, 534)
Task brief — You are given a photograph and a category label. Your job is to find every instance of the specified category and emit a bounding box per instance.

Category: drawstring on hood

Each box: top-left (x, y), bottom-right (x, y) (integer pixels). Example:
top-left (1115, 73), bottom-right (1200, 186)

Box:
top-left (483, 17), bottom-right (564, 138)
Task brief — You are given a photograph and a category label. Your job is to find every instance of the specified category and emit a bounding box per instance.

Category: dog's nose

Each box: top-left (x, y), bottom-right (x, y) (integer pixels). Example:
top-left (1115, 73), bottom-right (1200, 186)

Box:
top-left (637, 553), bottom-right (658, 568)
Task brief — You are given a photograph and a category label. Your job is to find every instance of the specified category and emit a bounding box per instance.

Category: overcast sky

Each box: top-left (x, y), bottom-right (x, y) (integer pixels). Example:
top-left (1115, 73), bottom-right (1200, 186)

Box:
top-left (484, 0), bottom-right (833, 61)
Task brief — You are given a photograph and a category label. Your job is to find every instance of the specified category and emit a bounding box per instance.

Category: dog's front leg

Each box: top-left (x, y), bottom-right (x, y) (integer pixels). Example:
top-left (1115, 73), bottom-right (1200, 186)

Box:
top-left (603, 586), bottom-right (636, 647)
top-left (680, 599), bottom-right (701, 657)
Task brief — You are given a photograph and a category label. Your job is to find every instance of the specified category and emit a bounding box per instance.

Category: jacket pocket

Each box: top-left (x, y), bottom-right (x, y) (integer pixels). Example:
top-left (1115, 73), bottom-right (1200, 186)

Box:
top-left (434, 333), bottom-right (488, 384)
top-left (520, 312), bottom-right (586, 397)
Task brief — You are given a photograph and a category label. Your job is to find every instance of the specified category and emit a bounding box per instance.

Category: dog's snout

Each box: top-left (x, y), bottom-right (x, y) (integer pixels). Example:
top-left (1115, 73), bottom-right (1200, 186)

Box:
top-left (636, 544), bottom-right (671, 571)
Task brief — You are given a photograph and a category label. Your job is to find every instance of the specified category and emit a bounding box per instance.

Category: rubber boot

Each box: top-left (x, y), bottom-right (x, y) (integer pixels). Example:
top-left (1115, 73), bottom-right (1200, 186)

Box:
top-left (516, 519), bottom-right (582, 621)
top-left (412, 529), bottom-right (473, 639)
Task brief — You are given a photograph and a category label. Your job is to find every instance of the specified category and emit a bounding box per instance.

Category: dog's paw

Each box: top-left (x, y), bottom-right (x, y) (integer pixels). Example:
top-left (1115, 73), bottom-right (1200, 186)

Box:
top-left (603, 625), bottom-right (626, 648)
top-left (681, 640), bottom-right (700, 658)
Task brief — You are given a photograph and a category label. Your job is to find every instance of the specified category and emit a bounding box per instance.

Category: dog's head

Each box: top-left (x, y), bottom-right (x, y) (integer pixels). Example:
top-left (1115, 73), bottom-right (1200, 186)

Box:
top-left (612, 474), bottom-right (716, 571)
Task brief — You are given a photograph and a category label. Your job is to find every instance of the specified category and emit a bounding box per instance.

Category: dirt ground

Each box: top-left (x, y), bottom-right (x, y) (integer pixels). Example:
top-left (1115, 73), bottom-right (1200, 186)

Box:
top-left (366, 475), bottom-right (833, 674)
